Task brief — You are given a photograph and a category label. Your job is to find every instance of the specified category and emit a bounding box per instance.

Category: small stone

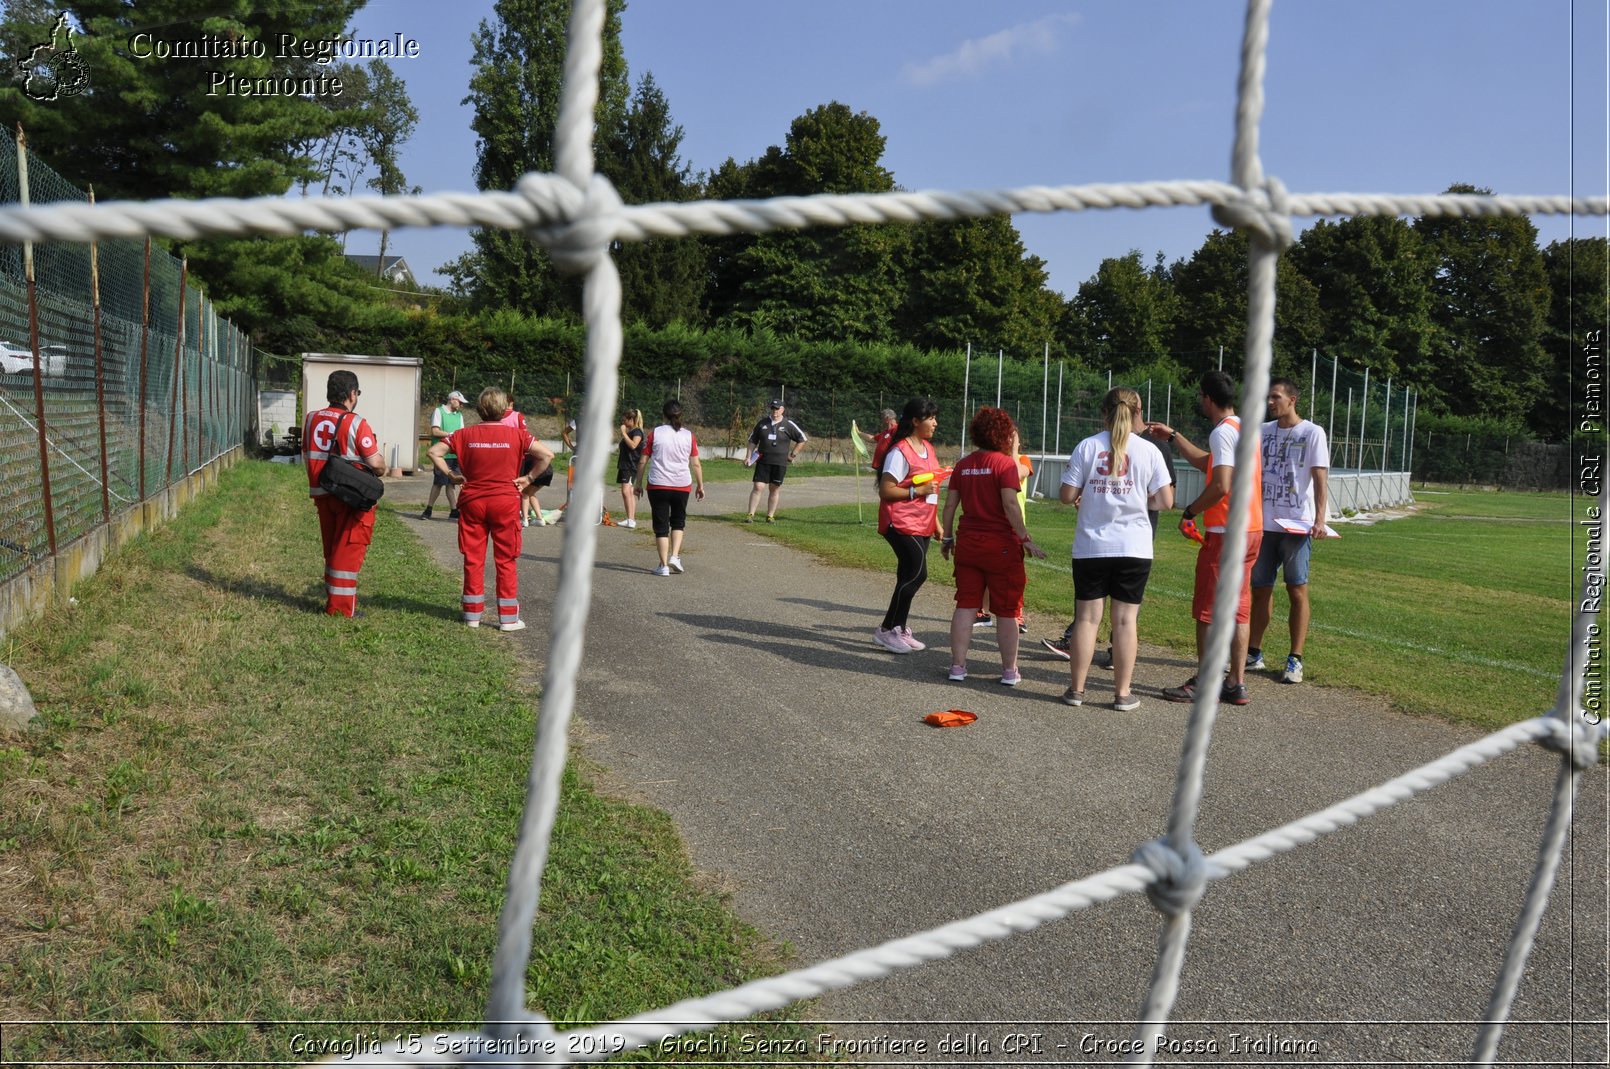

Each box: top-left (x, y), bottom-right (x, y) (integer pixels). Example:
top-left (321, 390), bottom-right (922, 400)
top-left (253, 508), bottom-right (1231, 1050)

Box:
top-left (0, 665), bottom-right (39, 731)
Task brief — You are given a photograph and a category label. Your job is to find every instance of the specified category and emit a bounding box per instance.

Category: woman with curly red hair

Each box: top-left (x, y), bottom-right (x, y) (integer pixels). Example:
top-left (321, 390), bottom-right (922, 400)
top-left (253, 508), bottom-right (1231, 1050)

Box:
top-left (939, 407), bottom-right (1046, 685)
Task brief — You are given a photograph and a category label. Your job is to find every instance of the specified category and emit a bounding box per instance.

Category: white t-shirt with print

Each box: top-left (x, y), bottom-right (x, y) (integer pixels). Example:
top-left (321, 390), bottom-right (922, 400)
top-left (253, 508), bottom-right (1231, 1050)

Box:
top-left (1259, 418), bottom-right (1331, 529)
top-left (1063, 431), bottom-right (1171, 558)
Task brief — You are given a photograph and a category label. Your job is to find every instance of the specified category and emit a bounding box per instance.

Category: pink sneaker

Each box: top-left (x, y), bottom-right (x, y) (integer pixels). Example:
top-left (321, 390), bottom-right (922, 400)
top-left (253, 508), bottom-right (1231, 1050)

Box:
top-left (898, 627), bottom-right (926, 651)
top-left (999, 667), bottom-right (1022, 687)
top-left (873, 627), bottom-right (912, 655)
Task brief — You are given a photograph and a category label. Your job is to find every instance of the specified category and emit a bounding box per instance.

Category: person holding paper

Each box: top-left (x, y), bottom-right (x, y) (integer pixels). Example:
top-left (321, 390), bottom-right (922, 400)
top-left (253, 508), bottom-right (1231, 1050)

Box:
top-left (1248, 376), bottom-right (1331, 684)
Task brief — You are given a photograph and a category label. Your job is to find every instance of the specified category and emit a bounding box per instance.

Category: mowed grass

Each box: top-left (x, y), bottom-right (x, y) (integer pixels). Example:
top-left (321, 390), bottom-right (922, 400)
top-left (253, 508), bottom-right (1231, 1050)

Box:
top-left (0, 462), bottom-right (813, 1065)
top-left (726, 487), bottom-right (1574, 731)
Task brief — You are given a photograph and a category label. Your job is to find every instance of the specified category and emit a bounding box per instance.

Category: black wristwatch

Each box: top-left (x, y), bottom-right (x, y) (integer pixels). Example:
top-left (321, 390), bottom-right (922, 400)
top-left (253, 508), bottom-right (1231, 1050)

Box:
top-left (1168, 430), bottom-right (1177, 443)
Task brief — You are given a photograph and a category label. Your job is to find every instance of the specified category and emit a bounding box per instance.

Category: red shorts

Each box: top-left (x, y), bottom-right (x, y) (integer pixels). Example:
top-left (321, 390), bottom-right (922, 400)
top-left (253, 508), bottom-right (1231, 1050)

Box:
top-left (953, 532), bottom-right (1026, 618)
top-left (1191, 530), bottom-right (1263, 624)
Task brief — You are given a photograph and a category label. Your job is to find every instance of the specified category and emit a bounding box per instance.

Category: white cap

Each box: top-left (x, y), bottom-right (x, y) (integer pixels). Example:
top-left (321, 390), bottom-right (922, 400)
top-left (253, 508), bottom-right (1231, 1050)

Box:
top-left (448, 390), bottom-right (467, 402)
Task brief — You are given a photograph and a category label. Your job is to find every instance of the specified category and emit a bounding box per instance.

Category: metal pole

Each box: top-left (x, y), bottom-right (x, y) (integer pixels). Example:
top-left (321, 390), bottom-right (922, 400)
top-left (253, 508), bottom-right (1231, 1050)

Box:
top-left (1309, 348), bottom-right (1318, 422)
top-left (90, 187), bottom-right (110, 523)
top-left (138, 237), bottom-right (151, 499)
top-left (961, 343), bottom-right (971, 449)
top-left (1328, 353), bottom-right (1338, 460)
top-left (1343, 388), bottom-right (1353, 470)
top-left (1380, 377), bottom-right (1391, 474)
top-left (194, 296), bottom-right (206, 469)
top-left (1358, 366), bottom-right (1370, 470)
top-left (1146, 379), bottom-right (1153, 423)
top-left (1054, 360), bottom-right (1064, 456)
top-left (165, 259), bottom-right (188, 487)
top-left (1403, 389), bottom-right (1415, 473)
top-left (1039, 343), bottom-right (1049, 459)
top-left (19, 125), bottom-right (56, 557)
top-left (1218, 345), bottom-right (1224, 371)
top-left (1166, 383), bottom-right (1172, 428)
top-left (1406, 390), bottom-right (1418, 478)
top-left (995, 349), bottom-right (1003, 408)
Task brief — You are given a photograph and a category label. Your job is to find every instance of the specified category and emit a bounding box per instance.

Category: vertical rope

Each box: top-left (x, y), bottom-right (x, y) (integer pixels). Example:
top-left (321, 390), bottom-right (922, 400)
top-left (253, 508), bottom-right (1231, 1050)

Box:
top-left (1128, 0), bottom-right (1279, 1061)
top-left (486, 0), bottom-right (612, 1043)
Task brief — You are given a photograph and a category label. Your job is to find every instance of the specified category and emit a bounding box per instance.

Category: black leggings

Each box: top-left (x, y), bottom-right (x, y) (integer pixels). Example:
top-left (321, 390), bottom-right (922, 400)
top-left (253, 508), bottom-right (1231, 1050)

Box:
top-left (882, 530), bottom-right (930, 630)
top-left (648, 488), bottom-right (689, 537)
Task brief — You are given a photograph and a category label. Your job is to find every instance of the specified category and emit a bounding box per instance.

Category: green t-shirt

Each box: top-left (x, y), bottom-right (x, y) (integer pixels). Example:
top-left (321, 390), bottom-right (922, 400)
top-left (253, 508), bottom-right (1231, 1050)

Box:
top-left (433, 405), bottom-right (465, 459)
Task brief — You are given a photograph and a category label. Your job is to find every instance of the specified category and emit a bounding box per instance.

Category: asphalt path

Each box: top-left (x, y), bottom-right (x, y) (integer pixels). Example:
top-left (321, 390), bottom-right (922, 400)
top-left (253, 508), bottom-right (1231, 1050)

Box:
top-left (386, 473), bottom-right (1607, 1067)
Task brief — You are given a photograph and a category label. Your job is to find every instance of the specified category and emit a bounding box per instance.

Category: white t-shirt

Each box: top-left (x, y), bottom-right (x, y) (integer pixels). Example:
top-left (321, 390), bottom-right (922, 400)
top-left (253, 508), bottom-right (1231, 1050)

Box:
top-left (1063, 431), bottom-right (1171, 558)
top-left (1259, 418), bottom-right (1330, 529)
top-left (1205, 418), bottom-right (1241, 534)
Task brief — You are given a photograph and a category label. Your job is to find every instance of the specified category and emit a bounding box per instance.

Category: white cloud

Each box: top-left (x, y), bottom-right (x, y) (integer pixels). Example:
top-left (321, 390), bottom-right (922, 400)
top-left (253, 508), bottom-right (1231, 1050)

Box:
top-left (902, 13), bottom-right (1083, 89)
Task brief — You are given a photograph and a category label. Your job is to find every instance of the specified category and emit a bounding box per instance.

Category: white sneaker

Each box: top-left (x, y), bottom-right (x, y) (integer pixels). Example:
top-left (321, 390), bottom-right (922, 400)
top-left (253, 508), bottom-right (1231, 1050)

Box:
top-left (623, 519), bottom-right (636, 529)
top-left (497, 619), bottom-right (526, 633)
top-left (873, 627), bottom-right (912, 654)
top-left (521, 517), bottom-right (530, 528)
top-left (652, 564), bottom-right (671, 576)
top-left (668, 555), bottom-right (684, 574)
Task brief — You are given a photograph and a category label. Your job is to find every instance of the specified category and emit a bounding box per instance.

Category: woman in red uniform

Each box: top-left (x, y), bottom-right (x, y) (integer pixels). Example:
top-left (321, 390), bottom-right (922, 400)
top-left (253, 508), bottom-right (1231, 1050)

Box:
top-left (939, 407), bottom-right (1046, 685)
top-left (429, 387), bottom-right (553, 631)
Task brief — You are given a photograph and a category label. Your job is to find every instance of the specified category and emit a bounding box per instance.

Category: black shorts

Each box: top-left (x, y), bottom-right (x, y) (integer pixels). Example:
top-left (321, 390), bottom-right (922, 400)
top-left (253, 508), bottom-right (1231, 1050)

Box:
top-left (1071, 556), bottom-right (1153, 605)
top-left (432, 458), bottom-right (461, 487)
top-left (520, 455), bottom-right (554, 489)
top-left (616, 459), bottom-right (640, 484)
top-left (752, 460), bottom-right (789, 485)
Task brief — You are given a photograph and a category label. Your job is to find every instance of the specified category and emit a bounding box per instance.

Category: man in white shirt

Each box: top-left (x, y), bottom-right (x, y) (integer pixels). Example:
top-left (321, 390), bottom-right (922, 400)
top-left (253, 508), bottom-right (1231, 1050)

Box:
top-left (422, 390), bottom-right (467, 520)
top-left (1248, 377), bottom-right (1330, 685)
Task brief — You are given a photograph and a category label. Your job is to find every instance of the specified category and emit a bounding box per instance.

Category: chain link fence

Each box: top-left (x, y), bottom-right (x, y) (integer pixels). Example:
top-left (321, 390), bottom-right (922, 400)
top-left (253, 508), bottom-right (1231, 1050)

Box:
top-left (0, 126), bottom-right (253, 584)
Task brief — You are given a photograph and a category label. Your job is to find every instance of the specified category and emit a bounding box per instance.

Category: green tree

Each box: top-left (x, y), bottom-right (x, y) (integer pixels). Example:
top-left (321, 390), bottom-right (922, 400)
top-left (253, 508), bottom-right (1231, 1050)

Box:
top-left (1287, 215), bottom-right (1435, 377)
top-left (717, 103), bottom-right (908, 342)
top-left (1541, 237), bottom-right (1609, 438)
top-left (355, 60), bottom-right (421, 283)
top-left (1063, 250), bottom-right (1176, 365)
top-left (896, 215), bottom-right (1062, 355)
top-left (601, 73), bottom-right (706, 327)
top-left (458, 0), bottom-right (629, 313)
top-left (1168, 228), bottom-right (1323, 378)
top-left (1411, 184), bottom-right (1550, 422)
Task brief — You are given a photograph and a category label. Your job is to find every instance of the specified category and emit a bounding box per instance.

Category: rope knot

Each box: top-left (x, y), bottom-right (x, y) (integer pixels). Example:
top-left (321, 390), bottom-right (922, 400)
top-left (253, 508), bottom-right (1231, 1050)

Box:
top-left (522, 172), bottom-right (622, 274)
top-left (1539, 716), bottom-right (1603, 770)
top-left (1132, 838), bottom-right (1211, 918)
top-left (1210, 176), bottom-right (1294, 250)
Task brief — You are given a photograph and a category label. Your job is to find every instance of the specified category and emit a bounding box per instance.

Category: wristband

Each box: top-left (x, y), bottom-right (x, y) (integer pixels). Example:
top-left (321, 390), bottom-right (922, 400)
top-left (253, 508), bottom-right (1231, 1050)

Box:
top-left (908, 485), bottom-right (916, 500)
top-left (1182, 508), bottom-right (1195, 522)
top-left (1168, 430), bottom-right (1176, 443)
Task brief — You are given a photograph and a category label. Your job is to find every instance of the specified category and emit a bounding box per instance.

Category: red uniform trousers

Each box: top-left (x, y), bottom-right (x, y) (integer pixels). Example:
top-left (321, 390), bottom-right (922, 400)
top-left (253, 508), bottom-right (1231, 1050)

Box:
top-left (458, 493), bottom-right (522, 626)
top-left (315, 495), bottom-right (375, 617)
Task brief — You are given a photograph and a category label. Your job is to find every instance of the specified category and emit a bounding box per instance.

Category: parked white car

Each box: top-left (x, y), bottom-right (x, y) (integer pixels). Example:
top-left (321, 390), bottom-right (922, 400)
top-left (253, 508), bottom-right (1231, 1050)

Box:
top-left (0, 341), bottom-right (68, 377)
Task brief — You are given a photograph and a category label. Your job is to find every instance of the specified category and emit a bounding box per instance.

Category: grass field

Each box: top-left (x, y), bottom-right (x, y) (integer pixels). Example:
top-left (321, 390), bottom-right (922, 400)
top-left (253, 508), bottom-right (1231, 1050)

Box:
top-left (0, 463), bottom-right (811, 1065)
top-left (722, 488), bottom-right (1575, 731)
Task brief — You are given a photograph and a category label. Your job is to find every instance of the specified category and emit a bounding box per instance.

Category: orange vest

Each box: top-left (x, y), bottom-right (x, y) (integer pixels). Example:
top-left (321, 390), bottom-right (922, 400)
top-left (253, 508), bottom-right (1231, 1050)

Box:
top-left (880, 438), bottom-right (943, 536)
top-left (1204, 416), bottom-right (1263, 533)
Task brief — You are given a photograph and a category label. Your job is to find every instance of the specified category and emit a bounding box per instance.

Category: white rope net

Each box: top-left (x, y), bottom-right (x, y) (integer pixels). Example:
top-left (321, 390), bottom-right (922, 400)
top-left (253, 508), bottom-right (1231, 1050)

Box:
top-left (4, 1), bottom-right (1603, 1064)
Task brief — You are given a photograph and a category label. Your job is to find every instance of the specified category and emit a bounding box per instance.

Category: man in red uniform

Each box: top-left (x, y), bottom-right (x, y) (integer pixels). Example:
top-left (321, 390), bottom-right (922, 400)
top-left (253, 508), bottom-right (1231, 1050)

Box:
top-left (429, 387), bottom-right (553, 631)
top-left (304, 369), bottom-right (386, 617)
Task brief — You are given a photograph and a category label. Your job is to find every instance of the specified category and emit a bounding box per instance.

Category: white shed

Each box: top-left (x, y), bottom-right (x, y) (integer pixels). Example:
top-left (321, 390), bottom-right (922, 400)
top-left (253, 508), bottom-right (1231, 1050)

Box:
top-left (300, 353), bottom-right (423, 474)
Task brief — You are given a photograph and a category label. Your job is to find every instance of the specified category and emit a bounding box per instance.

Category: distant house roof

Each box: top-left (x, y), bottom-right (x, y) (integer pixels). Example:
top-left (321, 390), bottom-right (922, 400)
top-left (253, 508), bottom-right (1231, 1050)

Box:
top-left (344, 254), bottom-right (415, 286)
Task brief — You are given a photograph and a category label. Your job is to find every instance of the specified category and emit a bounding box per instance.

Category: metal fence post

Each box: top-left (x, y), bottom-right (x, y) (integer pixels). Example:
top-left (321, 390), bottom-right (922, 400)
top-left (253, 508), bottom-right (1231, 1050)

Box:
top-left (19, 125), bottom-right (56, 557)
top-left (165, 259), bottom-right (188, 487)
top-left (138, 237), bottom-right (150, 499)
top-left (90, 187), bottom-right (110, 522)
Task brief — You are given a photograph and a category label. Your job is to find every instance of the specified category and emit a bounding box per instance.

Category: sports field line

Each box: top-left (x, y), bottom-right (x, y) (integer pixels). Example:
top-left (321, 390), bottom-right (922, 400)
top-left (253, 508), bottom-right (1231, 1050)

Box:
top-left (1022, 555), bottom-right (1557, 681)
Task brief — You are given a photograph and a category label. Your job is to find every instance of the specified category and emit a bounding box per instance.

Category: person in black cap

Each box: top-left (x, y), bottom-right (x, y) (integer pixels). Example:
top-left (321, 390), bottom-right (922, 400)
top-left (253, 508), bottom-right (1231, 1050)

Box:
top-left (746, 399), bottom-right (807, 523)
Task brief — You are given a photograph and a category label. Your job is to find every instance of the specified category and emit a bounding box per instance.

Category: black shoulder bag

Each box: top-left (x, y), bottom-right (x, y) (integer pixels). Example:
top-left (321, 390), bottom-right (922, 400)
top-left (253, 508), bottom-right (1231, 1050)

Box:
top-left (318, 411), bottom-right (385, 511)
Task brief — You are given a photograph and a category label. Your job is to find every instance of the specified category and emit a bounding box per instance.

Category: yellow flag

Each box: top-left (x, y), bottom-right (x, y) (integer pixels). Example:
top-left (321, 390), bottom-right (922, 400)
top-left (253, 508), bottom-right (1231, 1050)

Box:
top-left (850, 419), bottom-right (869, 458)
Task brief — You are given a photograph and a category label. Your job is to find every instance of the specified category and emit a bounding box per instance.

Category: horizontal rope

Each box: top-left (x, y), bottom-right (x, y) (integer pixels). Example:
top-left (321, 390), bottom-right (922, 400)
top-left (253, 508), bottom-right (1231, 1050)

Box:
top-left (0, 178), bottom-right (1603, 250)
top-left (357, 713), bottom-right (1600, 1067)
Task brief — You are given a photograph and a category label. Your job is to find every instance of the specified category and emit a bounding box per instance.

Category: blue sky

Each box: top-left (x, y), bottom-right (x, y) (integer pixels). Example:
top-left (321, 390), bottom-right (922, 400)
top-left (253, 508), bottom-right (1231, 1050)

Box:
top-left (346, 0), bottom-right (1608, 300)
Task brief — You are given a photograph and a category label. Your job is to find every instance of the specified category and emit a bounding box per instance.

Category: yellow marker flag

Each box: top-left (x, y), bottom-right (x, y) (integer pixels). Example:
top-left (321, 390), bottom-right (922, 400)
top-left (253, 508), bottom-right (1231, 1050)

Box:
top-left (850, 419), bottom-right (869, 458)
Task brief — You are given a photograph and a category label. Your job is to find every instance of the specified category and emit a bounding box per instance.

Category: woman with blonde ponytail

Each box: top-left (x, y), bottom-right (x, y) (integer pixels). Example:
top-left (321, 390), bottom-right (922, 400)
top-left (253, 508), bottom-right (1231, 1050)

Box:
top-left (1057, 388), bottom-right (1173, 710)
